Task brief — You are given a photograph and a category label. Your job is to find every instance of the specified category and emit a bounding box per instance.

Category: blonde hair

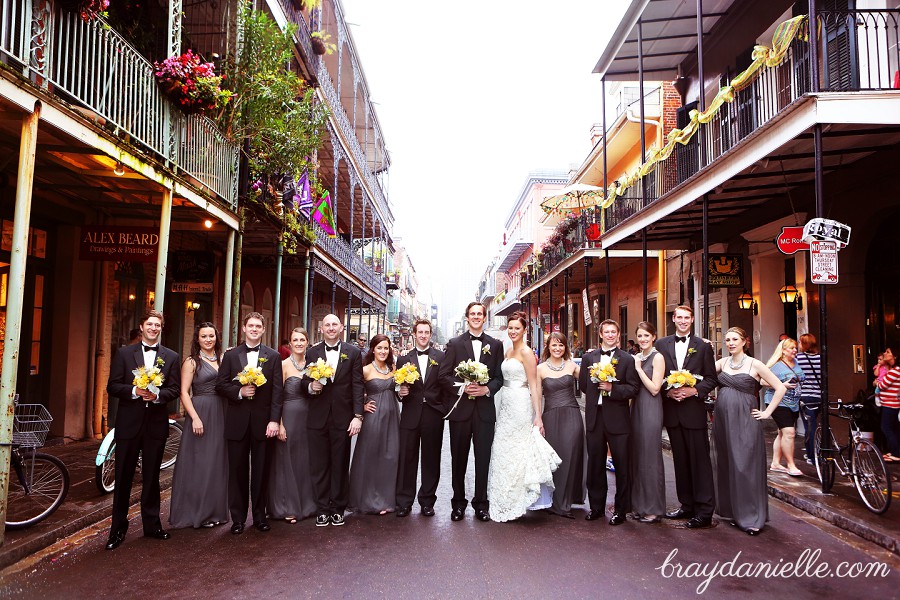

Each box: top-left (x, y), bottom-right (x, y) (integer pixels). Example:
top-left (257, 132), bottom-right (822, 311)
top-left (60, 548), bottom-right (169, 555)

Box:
top-left (766, 337), bottom-right (797, 368)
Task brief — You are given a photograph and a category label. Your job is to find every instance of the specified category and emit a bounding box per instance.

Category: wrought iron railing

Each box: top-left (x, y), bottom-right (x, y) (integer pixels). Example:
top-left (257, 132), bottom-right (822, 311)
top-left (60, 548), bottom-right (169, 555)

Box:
top-left (525, 212), bottom-right (603, 287)
top-left (275, 0), bottom-right (318, 68)
top-left (313, 226), bottom-right (386, 297)
top-left (0, 0), bottom-right (28, 67)
top-left (178, 115), bottom-right (240, 207)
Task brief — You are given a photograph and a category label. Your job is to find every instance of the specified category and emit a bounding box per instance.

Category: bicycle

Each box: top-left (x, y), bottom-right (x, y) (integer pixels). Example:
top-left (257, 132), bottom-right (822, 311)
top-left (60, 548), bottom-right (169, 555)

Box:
top-left (4, 399), bottom-right (70, 530)
top-left (810, 399), bottom-right (892, 514)
top-left (94, 418), bottom-right (183, 494)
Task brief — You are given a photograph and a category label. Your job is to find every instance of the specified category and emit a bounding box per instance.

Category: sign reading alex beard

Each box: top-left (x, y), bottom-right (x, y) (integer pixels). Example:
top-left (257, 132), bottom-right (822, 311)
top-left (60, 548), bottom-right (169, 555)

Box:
top-left (79, 226), bottom-right (159, 262)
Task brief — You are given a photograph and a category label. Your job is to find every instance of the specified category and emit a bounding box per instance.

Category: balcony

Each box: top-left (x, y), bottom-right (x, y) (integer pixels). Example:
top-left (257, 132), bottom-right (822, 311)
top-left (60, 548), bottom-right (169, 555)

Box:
top-left (0, 3), bottom-right (239, 208)
top-left (384, 272), bottom-right (399, 291)
top-left (497, 235), bottom-right (533, 273)
top-left (493, 286), bottom-right (521, 317)
top-left (523, 212), bottom-right (603, 287)
top-left (478, 278), bottom-right (496, 304)
top-left (313, 226), bottom-right (387, 297)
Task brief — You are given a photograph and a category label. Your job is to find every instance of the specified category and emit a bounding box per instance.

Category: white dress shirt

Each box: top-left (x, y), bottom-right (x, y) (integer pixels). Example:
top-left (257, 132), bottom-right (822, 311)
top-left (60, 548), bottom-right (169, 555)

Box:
top-left (675, 336), bottom-right (689, 370)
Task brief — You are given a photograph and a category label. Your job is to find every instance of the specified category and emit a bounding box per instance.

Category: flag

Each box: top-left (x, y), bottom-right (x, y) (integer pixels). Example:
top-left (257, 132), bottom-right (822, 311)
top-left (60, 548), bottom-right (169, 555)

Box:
top-left (295, 171), bottom-right (313, 219)
top-left (312, 190), bottom-right (337, 237)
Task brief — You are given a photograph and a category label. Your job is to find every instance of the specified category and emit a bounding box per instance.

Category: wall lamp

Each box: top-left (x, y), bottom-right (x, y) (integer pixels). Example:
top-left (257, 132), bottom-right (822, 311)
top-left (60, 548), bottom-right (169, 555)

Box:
top-left (778, 285), bottom-right (803, 311)
top-left (737, 290), bottom-right (757, 315)
top-left (186, 301), bottom-right (200, 312)
top-left (114, 161), bottom-right (126, 176)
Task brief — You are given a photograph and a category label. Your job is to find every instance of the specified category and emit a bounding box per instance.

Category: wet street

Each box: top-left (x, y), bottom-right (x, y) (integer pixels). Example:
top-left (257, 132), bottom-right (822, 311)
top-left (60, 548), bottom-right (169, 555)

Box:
top-left (1, 435), bottom-right (898, 599)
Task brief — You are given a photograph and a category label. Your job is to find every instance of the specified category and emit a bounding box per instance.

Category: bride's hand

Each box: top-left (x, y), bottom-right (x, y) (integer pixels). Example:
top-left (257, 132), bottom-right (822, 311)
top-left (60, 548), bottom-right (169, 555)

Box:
top-left (533, 418), bottom-right (545, 437)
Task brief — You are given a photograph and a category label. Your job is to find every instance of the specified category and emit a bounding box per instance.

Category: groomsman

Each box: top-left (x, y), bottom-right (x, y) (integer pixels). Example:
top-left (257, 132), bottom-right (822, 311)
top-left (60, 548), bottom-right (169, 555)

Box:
top-left (395, 319), bottom-right (446, 517)
top-left (105, 310), bottom-right (181, 550)
top-left (215, 312), bottom-right (283, 534)
top-left (656, 305), bottom-right (718, 529)
top-left (578, 319), bottom-right (639, 525)
top-left (302, 314), bottom-right (365, 527)
top-left (438, 302), bottom-right (503, 522)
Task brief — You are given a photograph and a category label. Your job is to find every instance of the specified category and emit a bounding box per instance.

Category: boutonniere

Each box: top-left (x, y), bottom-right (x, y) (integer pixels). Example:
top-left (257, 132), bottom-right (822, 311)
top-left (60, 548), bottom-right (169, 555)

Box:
top-left (611, 358), bottom-right (619, 366)
top-left (155, 357), bottom-right (165, 367)
top-left (687, 348), bottom-right (697, 356)
top-left (340, 353), bottom-right (348, 361)
top-left (482, 345), bottom-right (491, 356)
top-left (429, 358), bottom-right (439, 367)
top-left (258, 357), bottom-right (268, 364)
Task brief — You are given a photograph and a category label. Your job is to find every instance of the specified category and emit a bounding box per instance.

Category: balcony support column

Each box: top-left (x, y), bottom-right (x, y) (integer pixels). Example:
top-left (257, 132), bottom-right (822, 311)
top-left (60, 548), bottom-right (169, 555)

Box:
top-left (154, 188), bottom-right (173, 313)
top-left (605, 250), bottom-right (612, 319)
top-left (230, 214), bottom-right (244, 346)
top-left (696, 0), bottom-right (707, 168)
top-left (549, 278), bottom-right (555, 332)
top-left (701, 194), bottom-right (710, 334)
top-left (331, 278), bottom-right (337, 316)
top-left (638, 18), bottom-right (649, 322)
top-left (302, 250), bottom-right (311, 331)
top-left (347, 286), bottom-right (354, 333)
top-left (222, 228), bottom-right (236, 347)
top-left (274, 242), bottom-right (284, 344)
top-left (601, 76), bottom-right (609, 245)
top-left (168, 0), bottom-right (183, 57)
top-left (563, 269), bottom-right (570, 338)
top-left (306, 261), bottom-right (315, 332)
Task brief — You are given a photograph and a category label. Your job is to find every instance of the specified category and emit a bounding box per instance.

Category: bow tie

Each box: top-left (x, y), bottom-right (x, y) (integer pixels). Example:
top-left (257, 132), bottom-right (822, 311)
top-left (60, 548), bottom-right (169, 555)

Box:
top-left (142, 344), bottom-right (158, 353)
top-left (416, 349), bottom-right (430, 356)
top-left (246, 345), bottom-right (260, 353)
top-left (469, 334), bottom-right (483, 342)
top-left (600, 349), bottom-right (614, 357)
top-left (676, 336), bottom-right (688, 344)
top-left (325, 344), bottom-right (340, 352)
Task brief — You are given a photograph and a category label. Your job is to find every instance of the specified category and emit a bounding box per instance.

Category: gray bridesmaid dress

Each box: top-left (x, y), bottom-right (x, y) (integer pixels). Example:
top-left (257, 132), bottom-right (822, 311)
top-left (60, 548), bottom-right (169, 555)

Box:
top-left (169, 359), bottom-right (229, 528)
top-left (268, 376), bottom-right (317, 520)
top-left (349, 377), bottom-right (400, 514)
top-left (712, 371), bottom-right (768, 530)
top-left (541, 374), bottom-right (584, 516)
top-left (631, 351), bottom-right (666, 517)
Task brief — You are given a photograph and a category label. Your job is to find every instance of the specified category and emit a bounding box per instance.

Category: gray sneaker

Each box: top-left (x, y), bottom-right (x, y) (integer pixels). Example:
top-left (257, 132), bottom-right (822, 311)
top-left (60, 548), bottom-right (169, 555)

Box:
top-left (315, 514), bottom-right (330, 527)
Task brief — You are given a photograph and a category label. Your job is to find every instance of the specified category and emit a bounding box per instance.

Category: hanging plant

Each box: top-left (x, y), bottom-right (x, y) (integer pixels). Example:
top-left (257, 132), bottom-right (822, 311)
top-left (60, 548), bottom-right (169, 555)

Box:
top-left (59, 0), bottom-right (109, 22)
top-left (310, 31), bottom-right (336, 55)
top-left (154, 50), bottom-right (234, 116)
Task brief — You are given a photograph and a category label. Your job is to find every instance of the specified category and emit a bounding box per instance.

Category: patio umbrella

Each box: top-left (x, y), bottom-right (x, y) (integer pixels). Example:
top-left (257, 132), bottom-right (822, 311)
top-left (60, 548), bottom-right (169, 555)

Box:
top-left (540, 183), bottom-right (604, 214)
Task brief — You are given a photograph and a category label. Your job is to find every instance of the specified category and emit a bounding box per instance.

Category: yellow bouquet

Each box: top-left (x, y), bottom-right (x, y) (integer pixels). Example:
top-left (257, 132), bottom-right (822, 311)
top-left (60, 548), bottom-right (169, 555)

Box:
top-left (132, 357), bottom-right (165, 395)
top-left (305, 357), bottom-right (335, 384)
top-left (394, 364), bottom-right (420, 392)
top-left (666, 369), bottom-right (703, 388)
top-left (588, 362), bottom-right (618, 396)
top-left (236, 365), bottom-right (267, 387)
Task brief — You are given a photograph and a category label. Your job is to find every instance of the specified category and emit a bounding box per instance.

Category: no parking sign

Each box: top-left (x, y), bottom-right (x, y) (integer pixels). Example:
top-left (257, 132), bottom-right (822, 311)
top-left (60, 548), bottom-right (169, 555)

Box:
top-left (810, 240), bottom-right (839, 284)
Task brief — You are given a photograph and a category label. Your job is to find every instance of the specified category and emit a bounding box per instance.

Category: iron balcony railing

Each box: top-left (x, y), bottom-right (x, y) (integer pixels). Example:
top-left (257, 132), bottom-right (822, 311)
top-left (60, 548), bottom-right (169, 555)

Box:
top-left (0, 2), bottom-right (239, 209)
top-left (313, 226), bottom-right (387, 297)
top-left (524, 212), bottom-right (604, 288)
top-left (603, 9), bottom-right (900, 234)
top-left (275, 0), bottom-right (318, 69)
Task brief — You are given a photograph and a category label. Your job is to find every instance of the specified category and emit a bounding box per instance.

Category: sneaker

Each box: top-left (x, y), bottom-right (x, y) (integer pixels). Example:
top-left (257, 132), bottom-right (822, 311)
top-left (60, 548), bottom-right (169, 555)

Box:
top-left (606, 457), bottom-right (615, 472)
top-left (315, 515), bottom-right (330, 527)
top-left (331, 513), bottom-right (345, 526)
top-left (805, 458), bottom-right (814, 465)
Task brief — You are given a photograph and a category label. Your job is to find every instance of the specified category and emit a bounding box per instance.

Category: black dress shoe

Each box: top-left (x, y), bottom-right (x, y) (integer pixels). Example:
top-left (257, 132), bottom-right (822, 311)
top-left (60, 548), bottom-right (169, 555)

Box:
top-left (665, 508), bottom-right (693, 520)
top-left (638, 515), bottom-right (662, 524)
top-left (744, 527), bottom-right (761, 536)
top-left (450, 508), bottom-right (465, 521)
top-left (255, 521), bottom-right (271, 532)
top-left (686, 516), bottom-right (713, 529)
top-left (145, 528), bottom-right (171, 540)
top-left (231, 523), bottom-right (245, 535)
top-left (475, 510), bottom-right (491, 522)
top-left (105, 530), bottom-right (126, 550)
top-left (421, 506), bottom-right (435, 517)
top-left (585, 510), bottom-right (605, 521)
top-left (396, 507), bottom-right (410, 518)
top-left (608, 512), bottom-right (626, 526)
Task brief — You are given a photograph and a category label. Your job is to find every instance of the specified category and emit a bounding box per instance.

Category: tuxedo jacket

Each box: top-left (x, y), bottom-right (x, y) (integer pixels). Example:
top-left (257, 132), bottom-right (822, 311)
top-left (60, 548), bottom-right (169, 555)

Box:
top-left (396, 346), bottom-right (446, 429)
top-left (301, 341), bottom-right (365, 430)
top-left (215, 342), bottom-right (284, 441)
top-left (655, 334), bottom-right (718, 430)
top-left (107, 343), bottom-right (181, 441)
top-left (438, 332), bottom-right (504, 423)
top-left (578, 347), bottom-right (639, 435)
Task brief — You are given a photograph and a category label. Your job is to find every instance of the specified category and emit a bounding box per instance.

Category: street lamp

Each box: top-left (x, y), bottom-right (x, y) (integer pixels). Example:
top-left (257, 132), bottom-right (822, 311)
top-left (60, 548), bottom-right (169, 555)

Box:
top-left (778, 285), bottom-right (803, 310)
top-left (737, 290), bottom-right (757, 315)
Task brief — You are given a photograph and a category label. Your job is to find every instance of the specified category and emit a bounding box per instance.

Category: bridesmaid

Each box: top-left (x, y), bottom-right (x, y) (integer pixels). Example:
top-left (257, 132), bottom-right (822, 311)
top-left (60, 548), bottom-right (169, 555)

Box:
top-left (630, 321), bottom-right (666, 524)
top-left (536, 332), bottom-right (584, 518)
top-left (348, 334), bottom-right (400, 515)
top-left (713, 327), bottom-right (786, 535)
top-left (169, 322), bottom-right (228, 529)
top-left (268, 327), bottom-right (317, 523)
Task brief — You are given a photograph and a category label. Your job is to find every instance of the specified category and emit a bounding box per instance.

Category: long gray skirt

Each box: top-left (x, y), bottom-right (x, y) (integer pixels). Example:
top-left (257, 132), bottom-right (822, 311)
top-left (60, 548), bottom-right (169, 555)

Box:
top-left (268, 393), bottom-right (318, 520)
top-left (631, 382), bottom-right (666, 516)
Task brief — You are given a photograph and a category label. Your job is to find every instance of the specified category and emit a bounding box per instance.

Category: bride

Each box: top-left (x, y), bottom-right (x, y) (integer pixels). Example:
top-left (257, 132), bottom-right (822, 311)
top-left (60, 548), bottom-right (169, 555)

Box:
top-left (487, 311), bottom-right (561, 522)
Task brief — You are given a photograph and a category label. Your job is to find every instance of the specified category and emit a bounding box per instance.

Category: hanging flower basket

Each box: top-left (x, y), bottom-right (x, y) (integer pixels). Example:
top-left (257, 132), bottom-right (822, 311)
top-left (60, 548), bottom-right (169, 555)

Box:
top-left (154, 50), bottom-right (234, 116)
top-left (59, 0), bottom-right (109, 22)
top-left (310, 31), bottom-right (336, 56)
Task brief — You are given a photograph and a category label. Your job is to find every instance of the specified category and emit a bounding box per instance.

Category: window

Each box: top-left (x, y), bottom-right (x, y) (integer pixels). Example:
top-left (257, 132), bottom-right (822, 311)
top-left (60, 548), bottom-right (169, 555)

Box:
top-left (619, 305), bottom-right (628, 348)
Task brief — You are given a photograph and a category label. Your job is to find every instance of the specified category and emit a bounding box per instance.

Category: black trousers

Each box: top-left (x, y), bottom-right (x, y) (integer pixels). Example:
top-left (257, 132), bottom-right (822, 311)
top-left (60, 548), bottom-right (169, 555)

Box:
top-left (110, 418), bottom-right (165, 535)
top-left (307, 424), bottom-right (352, 515)
top-left (396, 405), bottom-right (445, 509)
top-left (449, 415), bottom-right (494, 512)
top-left (227, 435), bottom-right (271, 524)
top-left (666, 424), bottom-right (715, 519)
top-left (586, 424), bottom-right (631, 515)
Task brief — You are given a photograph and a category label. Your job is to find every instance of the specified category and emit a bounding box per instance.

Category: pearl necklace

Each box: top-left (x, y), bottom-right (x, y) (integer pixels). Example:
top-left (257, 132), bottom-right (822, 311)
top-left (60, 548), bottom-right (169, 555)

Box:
top-left (372, 362), bottom-right (390, 375)
top-left (639, 349), bottom-right (655, 362)
top-left (290, 355), bottom-right (305, 372)
top-left (546, 359), bottom-right (566, 372)
top-left (729, 354), bottom-right (747, 370)
top-left (200, 353), bottom-right (218, 362)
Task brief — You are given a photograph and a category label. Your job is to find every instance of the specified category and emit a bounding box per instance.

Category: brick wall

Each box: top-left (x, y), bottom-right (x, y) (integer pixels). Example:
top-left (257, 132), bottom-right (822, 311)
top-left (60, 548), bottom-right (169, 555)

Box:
top-left (660, 81), bottom-right (682, 197)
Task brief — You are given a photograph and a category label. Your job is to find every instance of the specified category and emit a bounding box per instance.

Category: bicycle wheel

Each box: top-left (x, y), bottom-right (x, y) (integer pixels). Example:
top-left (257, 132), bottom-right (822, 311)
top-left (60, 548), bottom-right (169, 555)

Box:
top-left (161, 420), bottom-right (183, 469)
top-left (851, 439), bottom-right (892, 514)
top-left (813, 429), bottom-right (836, 491)
top-left (95, 440), bottom-right (116, 494)
top-left (6, 452), bottom-right (70, 530)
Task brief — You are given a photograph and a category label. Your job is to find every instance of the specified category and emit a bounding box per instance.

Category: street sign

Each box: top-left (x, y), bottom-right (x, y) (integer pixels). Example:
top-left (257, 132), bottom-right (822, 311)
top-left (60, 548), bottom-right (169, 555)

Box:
top-left (810, 240), bottom-right (839, 284)
top-left (582, 289), bottom-right (592, 325)
top-left (803, 218), bottom-right (850, 248)
top-left (777, 226), bottom-right (809, 255)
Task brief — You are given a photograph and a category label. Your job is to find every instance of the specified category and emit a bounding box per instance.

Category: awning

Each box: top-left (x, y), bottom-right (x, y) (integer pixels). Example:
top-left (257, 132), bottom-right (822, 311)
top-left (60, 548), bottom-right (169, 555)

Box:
top-left (497, 240), bottom-right (532, 273)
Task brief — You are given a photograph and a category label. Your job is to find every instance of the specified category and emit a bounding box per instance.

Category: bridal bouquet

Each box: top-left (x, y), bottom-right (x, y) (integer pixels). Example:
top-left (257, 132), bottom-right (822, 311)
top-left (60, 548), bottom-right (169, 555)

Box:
top-left (666, 369), bottom-right (703, 388)
top-left (133, 357), bottom-right (165, 395)
top-left (443, 360), bottom-right (491, 419)
top-left (305, 358), bottom-right (334, 384)
top-left (394, 363), bottom-right (420, 392)
top-left (588, 362), bottom-right (618, 396)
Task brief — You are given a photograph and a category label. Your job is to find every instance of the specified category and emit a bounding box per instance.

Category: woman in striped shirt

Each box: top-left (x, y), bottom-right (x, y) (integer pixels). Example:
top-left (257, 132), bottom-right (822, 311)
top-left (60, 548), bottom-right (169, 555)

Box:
top-left (796, 334), bottom-right (822, 464)
top-left (876, 348), bottom-right (900, 462)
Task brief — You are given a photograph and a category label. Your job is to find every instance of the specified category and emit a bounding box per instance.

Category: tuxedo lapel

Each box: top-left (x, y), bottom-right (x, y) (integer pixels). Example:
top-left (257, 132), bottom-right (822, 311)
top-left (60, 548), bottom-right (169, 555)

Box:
top-left (237, 343), bottom-right (249, 369)
top-left (131, 344), bottom-right (144, 371)
top-left (332, 342), bottom-right (347, 381)
top-left (462, 336), bottom-right (476, 362)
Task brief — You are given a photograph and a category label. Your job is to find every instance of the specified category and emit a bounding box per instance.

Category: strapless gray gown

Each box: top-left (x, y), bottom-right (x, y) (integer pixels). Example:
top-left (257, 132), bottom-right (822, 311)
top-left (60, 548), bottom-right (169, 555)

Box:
top-left (268, 376), bottom-right (317, 520)
top-left (541, 375), bottom-right (584, 515)
top-left (712, 372), bottom-right (768, 530)
top-left (169, 359), bottom-right (228, 528)
top-left (631, 352), bottom-right (666, 516)
top-left (349, 377), bottom-right (400, 514)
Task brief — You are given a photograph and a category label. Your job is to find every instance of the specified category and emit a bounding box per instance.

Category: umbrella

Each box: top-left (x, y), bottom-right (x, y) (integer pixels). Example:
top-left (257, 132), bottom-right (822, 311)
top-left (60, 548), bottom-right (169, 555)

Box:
top-left (540, 183), bottom-right (604, 214)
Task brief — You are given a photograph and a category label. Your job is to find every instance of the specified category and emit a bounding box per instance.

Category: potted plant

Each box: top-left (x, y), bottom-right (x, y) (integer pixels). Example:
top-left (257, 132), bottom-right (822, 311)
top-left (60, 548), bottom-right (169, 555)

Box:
top-left (311, 31), bottom-right (336, 55)
top-left (154, 50), bottom-right (233, 116)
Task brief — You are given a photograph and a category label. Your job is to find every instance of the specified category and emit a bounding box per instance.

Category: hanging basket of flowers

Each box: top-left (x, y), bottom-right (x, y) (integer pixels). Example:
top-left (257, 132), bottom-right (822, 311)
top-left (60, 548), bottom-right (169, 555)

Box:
top-left (153, 50), bottom-right (234, 116)
top-left (59, 0), bottom-right (108, 22)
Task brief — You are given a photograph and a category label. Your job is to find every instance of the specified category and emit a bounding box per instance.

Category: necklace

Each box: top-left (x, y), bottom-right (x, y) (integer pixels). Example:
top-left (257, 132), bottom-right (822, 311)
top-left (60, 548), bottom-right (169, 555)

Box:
top-left (546, 359), bottom-right (566, 372)
top-left (640, 348), bottom-right (655, 361)
top-left (729, 354), bottom-right (747, 370)
top-left (200, 352), bottom-right (218, 362)
top-left (373, 362), bottom-right (390, 375)
top-left (290, 354), bottom-right (305, 372)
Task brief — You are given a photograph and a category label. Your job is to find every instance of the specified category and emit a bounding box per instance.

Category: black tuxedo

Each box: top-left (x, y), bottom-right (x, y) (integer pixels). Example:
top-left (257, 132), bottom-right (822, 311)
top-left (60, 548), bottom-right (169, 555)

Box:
top-left (578, 347), bottom-right (639, 515)
top-left (301, 341), bottom-right (364, 516)
top-left (106, 342), bottom-right (181, 536)
top-left (395, 346), bottom-right (446, 510)
top-left (215, 342), bottom-right (284, 525)
top-left (438, 331), bottom-right (503, 512)
top-left (655, 334), bottom-right (718, 519)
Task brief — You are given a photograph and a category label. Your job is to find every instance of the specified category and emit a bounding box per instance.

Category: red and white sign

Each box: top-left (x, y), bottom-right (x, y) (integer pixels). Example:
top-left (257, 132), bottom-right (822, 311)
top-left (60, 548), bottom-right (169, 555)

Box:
top-left (776, 226), bottom-right (809, 255)
top-left (810, 240), bottom-right (839, 284)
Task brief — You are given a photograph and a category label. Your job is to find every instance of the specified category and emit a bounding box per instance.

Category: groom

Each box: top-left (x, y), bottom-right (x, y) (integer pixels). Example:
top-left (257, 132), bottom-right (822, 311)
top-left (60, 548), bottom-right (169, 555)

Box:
top-left (439, 302), bottom-right (503, 522)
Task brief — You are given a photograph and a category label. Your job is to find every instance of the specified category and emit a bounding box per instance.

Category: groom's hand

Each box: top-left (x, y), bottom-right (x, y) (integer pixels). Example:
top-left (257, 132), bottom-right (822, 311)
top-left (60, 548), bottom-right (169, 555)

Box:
top-left (464, 383), bottom-right (487, 397)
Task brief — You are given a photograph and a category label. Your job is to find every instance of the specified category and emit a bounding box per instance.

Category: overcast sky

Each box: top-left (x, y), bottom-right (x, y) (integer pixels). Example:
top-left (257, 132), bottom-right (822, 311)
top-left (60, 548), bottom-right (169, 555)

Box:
top-left (340, 0), bottom-right (627, 334)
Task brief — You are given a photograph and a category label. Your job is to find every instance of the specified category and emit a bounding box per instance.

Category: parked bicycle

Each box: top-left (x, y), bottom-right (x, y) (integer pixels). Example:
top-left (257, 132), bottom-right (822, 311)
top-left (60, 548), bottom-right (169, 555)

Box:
top-left (4, 398), bottom-right (70, 530)
top-left (810, 399), bottom-right (892, 514)
top-left (94, 419), bottom-right (183, 494)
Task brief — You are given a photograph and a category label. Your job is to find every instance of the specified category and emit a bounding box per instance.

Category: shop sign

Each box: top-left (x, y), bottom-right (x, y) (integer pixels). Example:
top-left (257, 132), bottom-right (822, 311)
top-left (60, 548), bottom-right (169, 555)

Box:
top-left (171, 282), bottom-right (213, 293)
top-left (776, 226), bottom-right (809, 255)
top-left (810, 240), bottom-right (839, 284)
top-left (582, 289), bottom-right (592, 325)
top-left (706, 254), bottom-right (743, 288)
top-left (79, 226), bottom-right (158, 262)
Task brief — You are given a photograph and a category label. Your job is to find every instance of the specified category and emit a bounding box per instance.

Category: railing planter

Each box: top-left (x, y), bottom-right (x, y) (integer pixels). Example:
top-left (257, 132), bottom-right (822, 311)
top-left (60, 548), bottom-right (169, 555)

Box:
top-left (154, 50), bottom-right (232, 116)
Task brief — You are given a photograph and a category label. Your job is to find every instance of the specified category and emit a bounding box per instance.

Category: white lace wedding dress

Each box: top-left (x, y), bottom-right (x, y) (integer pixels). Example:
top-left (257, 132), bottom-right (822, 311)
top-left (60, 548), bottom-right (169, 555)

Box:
top-left (487, 359), bottom-right (562, 522)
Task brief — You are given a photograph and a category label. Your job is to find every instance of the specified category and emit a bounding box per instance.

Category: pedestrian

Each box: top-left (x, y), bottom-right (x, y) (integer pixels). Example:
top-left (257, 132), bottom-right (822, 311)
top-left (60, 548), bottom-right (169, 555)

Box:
top-left (796, 333), bottom-right (822, 464)
top-left (763, 338), bottom-right (804, 476)
top-left (875, 349), bottom-right (900, 462)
